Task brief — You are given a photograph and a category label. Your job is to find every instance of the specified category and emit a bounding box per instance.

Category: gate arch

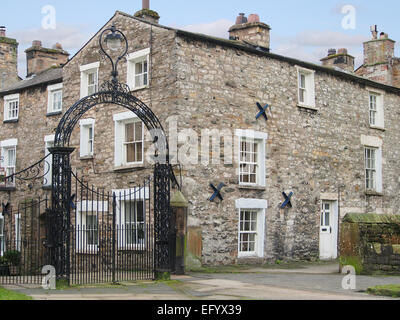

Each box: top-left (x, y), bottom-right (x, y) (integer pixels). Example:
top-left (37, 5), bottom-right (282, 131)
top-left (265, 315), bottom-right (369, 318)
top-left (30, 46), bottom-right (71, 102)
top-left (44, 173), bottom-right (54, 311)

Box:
top-left (49, 80), bottom-right (172, 282)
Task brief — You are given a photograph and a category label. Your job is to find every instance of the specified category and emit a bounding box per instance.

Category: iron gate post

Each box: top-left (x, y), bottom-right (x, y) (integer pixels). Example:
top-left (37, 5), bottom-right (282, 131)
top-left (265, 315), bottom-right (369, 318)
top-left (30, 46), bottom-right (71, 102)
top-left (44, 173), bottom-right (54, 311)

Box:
top-left (154, 163), bottom-right (172, 279)
top-left (112, 193), bottom-right (117, 284)
top-left (49, 146), bottom-right (75, 284)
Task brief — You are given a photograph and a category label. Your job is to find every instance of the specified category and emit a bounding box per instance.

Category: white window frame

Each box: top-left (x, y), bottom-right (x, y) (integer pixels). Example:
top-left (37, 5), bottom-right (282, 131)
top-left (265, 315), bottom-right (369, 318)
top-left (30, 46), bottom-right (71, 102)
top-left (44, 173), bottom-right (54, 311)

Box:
top-left (47, 83), bottom-right (63, 114)
top-left (44, 135), bottom-right (55, 186)
top-left (296, 66), bottom-right (316, 109)
top-left (4, 93), bottom-right (20, 121)
top-left (361, 135), bottom-right (383, 193)
top-left (236, 199), bottom-right (267, 258)
top-left (15, 214), bottom-right (21, 252)
top-left (113, 187), bottom-right (150, 250)
top-left (0, 139), bottom-right (18, 187)
top-left (114, 112), bottom-right (144, 168)
top-left (235, 130), bottom-right (267, 187)
top-left (127, 48), bottom-right (150, 91)
top-left (367, 88), bottom-right (385, 129)
top-left (79, 118), bottom-right (95, 158)
top-left (80, 62), bottom-right (100, 98)
top-left (75, 201), bottom-right (108, 253)
top-left (0, 212), bottom-right (4, 256)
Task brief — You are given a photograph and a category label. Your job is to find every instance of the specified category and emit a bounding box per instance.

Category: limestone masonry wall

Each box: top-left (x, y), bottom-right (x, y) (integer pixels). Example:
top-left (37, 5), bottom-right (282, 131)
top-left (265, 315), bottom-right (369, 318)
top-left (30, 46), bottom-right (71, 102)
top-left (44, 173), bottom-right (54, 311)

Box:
top-left (2, 12), bottom-right (400, 266)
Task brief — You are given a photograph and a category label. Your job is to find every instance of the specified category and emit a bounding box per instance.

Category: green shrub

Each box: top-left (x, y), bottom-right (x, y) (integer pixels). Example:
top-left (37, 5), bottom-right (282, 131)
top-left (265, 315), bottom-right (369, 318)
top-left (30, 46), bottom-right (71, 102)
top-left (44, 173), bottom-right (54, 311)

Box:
top-left (4, 251), bottom-right (21, 266)
top-left (0, 257), bottom-right (8, 266)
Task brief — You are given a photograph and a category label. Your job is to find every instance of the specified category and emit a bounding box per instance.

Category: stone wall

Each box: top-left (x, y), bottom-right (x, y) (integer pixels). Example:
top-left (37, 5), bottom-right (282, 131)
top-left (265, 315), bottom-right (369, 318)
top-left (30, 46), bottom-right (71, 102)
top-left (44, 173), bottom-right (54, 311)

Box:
top-left (61, 12), bottom-right (177, 191)
top-left (174, 33), bottom-right (400, 265)
top-left (340, 213), bottom-right (400, 274)
top-left (2, 12), bottom-right (400, 267)
top-left (0, 82), bottom-right (62, 206)
top-left (0, 36), bottom-right (19, 90)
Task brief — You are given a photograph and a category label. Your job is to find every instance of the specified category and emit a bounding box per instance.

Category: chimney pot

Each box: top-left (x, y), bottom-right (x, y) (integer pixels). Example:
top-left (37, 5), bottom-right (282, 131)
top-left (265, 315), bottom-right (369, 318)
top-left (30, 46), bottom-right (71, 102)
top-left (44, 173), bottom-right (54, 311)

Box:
top-left (370, 25), bottom-right (378, 40)
top-left (0, 26), bottom-right (5, 37)
top-left (32, 40), bottom-right (42, 47)
top-left (53, 43), bottom-right (63, 50)
top-left (142, 0), bottom-right (149, 10)
top-left (328, 48), bottom-right (337, 56)
top-left (380, 32), bottom-right (388, 39)
top-left (248, 14), bottom-right (260, 23)
top-left (236, 13), bottom-right (247, 25)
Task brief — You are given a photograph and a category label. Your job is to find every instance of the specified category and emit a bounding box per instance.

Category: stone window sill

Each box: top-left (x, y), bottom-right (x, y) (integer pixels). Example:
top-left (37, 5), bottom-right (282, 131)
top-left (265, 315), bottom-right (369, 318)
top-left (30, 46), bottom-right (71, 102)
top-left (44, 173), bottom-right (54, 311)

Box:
top-left (297, 104), bottom-right (318, 112)
top-left (114, 164), bottom-right (145, 173)
top-left (238, 185), bottom-right (266, 191)
top-left (46, 111), bottom-right (63, 117)
top-left (364, 190), bottom-right (383, 197)
top-left (80, 155), bottom-right (94, 161)
top-left (130, 85), bottom-right (150, 93)
top-left (3, 119), bottom-right (18, 124)
top-left (370, 126), bottom-right (386, 132)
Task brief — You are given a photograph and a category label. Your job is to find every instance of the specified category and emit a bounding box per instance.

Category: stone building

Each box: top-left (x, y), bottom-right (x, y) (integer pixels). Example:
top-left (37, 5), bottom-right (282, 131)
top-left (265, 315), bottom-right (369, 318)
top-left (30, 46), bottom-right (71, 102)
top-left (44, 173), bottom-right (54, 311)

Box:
top-left (1, 6), bottom-right (400, 266)
top-left (355, 26), bottom-right (400, 88)
top-left (0, 27), bottom-right (19, 90)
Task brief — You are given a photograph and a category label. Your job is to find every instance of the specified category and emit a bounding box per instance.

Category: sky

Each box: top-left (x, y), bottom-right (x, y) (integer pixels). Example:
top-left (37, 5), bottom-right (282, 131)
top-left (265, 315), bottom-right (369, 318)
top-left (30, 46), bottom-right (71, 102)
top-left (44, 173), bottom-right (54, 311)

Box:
top-left (1, 0), bottom-right (399, 78)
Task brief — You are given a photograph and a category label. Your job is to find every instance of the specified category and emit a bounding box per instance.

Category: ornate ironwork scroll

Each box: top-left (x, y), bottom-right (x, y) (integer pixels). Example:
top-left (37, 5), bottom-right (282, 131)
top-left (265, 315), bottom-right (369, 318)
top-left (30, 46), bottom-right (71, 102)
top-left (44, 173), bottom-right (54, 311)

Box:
top-left (0, 154), bottom-right (52, 189)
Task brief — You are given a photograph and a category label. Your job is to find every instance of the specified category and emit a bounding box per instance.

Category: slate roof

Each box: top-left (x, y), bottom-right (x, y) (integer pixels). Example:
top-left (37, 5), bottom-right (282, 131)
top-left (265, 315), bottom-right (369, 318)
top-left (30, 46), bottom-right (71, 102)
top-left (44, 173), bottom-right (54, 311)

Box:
top-left (0, 67), bottom-right (62, 95)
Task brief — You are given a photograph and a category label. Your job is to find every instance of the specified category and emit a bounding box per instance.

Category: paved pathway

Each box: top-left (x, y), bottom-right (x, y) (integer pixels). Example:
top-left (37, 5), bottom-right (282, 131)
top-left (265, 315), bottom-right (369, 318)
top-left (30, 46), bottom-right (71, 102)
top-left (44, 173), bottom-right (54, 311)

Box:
top-left (3, 263), bottom-right (400, 300)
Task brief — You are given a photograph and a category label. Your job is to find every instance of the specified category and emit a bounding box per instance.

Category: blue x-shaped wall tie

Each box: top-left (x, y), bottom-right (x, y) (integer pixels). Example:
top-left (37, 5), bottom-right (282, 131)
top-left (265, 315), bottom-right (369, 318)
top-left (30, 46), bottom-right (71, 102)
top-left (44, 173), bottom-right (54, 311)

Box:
top-left (281, 192), bottom-right (293, 209)
top-left (209, 183), bottom-right (226, 202)
top-left (256, 102), bottom-right (271, 121)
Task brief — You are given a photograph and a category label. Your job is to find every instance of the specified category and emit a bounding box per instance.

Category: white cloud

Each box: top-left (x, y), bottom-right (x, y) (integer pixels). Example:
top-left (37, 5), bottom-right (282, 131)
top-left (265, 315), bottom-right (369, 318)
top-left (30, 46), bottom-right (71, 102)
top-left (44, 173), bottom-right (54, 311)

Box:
top-left (9, 23), bottom-right (91, 78)
top-left (292, 31), bottom-right (368, 47)
top-left (174, 19), bottom-right (234, 39)
top-left (273, 30), bottom-right (367, 69)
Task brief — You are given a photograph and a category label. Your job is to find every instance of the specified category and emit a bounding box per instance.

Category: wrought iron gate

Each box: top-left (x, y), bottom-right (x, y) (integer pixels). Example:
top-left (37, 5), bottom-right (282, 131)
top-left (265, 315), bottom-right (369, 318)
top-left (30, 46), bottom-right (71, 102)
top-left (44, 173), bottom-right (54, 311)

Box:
top-left (69, 172), bottom-right (155, 284)
top-left (0, 197), bottom-right (50, 285)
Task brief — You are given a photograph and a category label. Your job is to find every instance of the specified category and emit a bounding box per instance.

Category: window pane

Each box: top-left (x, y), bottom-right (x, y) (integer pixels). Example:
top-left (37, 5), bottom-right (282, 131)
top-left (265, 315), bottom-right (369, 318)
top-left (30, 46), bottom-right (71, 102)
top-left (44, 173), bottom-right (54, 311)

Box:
top-left (7, 148), bottom-right (15, 166)
top-left (325, 212), bottom-right (330, 226)
top-left (135, 62), bottom-right (143, 75)
top-left (300, 74), bottom-right (306, 88)
top-left (136, 142), bottom-right (143, 162)
top-left (135, 122), bottom-right (143, 141)
top-left (126, 143), bottom-right (135, 163)
top-left (125, 123), bottom-right (134, 142)
top-left (135, 75), bottom-right (141, 87)
top-left (239, 210), bottom-right (258, 253)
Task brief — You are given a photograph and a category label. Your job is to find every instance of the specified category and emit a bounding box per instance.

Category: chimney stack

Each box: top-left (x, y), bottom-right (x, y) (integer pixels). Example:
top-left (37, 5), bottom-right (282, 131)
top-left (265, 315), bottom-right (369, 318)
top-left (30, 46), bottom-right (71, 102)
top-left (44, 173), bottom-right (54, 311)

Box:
top-left (355, 25), bottom-right (397, 87)
top-left (134, 0), bottom-right (160, 24)
top-left (361, 26), bottom-right (395, 67)
top-left (228, 13), bottom-right (271, 52)
top-left (0, 26), bottom-right (19, 90)
top-left (25, 40), bottom-right (69, 77)
top-left (321, 48), bottom-right (355, 73)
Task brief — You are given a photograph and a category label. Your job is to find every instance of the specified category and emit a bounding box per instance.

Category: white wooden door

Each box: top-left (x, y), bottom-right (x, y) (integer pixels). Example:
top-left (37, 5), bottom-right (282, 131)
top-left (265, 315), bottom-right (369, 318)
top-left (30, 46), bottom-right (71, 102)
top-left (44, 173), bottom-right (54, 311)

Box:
top-left (319, 201), bottom-right (338, 260)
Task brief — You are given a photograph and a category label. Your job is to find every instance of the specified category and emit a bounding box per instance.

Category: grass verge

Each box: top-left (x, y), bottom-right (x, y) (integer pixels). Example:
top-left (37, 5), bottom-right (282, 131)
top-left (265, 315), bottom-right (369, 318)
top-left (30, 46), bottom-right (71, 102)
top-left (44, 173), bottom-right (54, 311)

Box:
top-left (367, 285), bottom-right (400, 298)
top-left (0, 286), bottom-right (33, 300)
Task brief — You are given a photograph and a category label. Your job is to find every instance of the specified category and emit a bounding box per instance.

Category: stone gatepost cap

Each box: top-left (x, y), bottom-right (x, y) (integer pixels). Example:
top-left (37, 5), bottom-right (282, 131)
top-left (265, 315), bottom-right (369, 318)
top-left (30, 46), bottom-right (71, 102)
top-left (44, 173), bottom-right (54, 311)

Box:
top-left (170, 191), bottom-right (188, 208)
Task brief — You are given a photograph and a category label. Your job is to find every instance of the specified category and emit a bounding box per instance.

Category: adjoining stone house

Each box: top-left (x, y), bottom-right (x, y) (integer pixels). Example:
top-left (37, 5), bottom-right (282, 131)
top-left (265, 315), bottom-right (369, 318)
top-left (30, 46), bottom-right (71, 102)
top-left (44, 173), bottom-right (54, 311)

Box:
top-left (1, 6), bottom-right (400, 266)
